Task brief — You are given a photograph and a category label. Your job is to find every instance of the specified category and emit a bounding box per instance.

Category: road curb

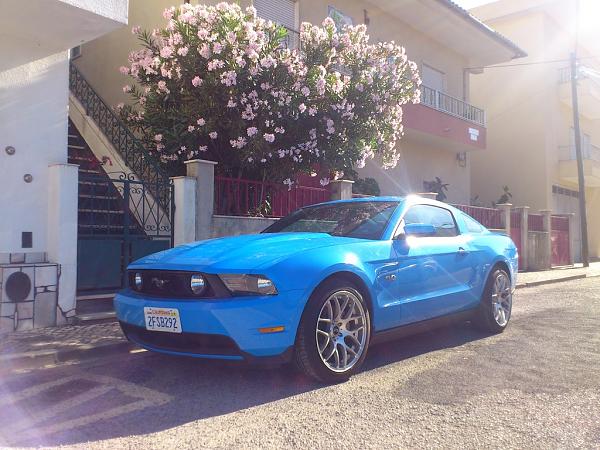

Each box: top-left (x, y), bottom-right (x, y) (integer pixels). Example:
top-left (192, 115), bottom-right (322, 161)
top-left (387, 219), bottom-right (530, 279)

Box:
top-left (516, 273), bottom-right (588, 289)
top-left (0, 341), bottom-right (135, 371)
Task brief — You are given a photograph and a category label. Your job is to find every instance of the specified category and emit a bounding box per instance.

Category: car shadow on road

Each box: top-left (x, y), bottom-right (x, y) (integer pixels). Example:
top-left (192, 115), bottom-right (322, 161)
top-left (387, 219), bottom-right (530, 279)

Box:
top-left (0, 322), bottom-right (491, 447)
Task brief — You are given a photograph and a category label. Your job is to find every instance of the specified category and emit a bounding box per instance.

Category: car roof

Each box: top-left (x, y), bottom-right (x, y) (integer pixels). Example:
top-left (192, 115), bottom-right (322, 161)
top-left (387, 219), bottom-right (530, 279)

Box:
top-left (307, 195), bottom-right (457, 210)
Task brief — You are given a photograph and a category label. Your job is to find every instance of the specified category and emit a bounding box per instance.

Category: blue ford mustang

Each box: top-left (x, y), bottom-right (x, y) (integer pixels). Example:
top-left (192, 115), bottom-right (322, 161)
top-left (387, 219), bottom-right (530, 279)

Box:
top-left (115, 196), bottom-right (517, 382)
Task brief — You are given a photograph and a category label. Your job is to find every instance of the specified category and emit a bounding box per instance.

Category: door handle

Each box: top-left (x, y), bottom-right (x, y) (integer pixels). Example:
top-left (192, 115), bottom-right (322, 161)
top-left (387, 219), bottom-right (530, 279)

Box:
top-left (458, 247), bottom-right (469, 255)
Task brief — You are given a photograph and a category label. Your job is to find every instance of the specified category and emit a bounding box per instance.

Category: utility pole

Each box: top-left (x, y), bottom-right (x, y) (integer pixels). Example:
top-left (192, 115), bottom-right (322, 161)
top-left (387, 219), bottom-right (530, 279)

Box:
top-left (569, 51), bottom-right (590, 267)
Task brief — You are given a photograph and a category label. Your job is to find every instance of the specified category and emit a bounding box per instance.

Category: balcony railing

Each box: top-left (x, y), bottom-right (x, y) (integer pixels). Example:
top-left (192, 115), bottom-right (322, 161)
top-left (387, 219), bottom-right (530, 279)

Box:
top-left (558, 144), bottom-right (600, 162)
top-left (282, 27), bottom-right (301, 50)
top-left (420, 85), bottom-right (486, 126)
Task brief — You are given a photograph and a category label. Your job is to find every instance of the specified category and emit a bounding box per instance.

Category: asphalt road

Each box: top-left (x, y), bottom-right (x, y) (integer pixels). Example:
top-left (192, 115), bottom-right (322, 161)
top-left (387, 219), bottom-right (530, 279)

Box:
top-left (1, 277), bottom-right (599, 449)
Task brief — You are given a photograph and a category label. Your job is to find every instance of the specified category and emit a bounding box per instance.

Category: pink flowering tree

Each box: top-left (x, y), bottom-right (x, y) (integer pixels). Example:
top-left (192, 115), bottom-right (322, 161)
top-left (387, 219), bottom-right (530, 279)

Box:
top-left (119, 2), bottom-right (420, 187)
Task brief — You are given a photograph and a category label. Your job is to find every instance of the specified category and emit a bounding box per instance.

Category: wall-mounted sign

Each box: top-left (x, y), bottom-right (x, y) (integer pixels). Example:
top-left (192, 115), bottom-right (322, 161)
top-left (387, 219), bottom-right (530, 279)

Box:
top-left (468, 127), bottom-right (479, 142)
top-left (328, 6), bottom-right (353, 29)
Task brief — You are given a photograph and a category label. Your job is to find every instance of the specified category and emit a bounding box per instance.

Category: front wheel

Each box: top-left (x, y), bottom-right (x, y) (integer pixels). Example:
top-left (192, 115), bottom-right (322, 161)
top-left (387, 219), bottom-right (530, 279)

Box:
top-left (474, 268), bottom-right (513, 333)
top-left (294, 279), bottom-right (371, 383)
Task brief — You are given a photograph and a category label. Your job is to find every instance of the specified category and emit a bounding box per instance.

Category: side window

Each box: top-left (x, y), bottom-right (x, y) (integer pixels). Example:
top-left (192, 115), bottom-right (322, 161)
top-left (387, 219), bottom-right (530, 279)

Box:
top-left (462, 213), bottom-right (485, 234)
top-left (403, 205), bottom-right (458, 237)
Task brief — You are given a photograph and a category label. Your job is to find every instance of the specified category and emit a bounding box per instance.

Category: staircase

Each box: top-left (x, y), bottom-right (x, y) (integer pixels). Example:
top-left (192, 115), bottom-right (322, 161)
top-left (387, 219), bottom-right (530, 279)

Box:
top-left (68, 62), bottom-right (173, 324)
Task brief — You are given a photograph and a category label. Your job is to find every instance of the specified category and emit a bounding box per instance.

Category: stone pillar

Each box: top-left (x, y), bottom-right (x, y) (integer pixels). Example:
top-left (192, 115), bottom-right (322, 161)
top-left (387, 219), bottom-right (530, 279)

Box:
top-left (185, 159), bottom-right (217, 241)
top-left (416, 192), bottom-right (438, 200)
top-left (47, 163), bottom-right (79, 323)
top-left (541, 209), bottom-right (553, 269)
top-left (567, 212), bottom-right (576, 265)
top-left (496, 203), bottom-right (512, 236)
top-left (330, 180), bottom-right (354, 200)
top-left (516, 206), bottom-right (530, 271)
top-left (171, 176), bottom-right (197, 246)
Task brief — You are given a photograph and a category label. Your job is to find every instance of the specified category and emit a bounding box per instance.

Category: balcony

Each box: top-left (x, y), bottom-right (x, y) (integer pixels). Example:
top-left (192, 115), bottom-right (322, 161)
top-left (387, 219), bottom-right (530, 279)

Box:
top-left (558, 145), bottom-right (600, 187)
top-left (0, 0), bottom-right (128, 71)
top-left (403, 85), bottom-right (487, 152)
top-left (558, 67), bottom-right (600, 120)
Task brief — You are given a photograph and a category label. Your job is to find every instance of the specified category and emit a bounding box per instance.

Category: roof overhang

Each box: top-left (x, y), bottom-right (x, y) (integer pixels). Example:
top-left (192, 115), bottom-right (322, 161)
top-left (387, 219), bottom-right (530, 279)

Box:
top-left (367, 0), bottom-right (527, 67)
top-left (0, 0), bottom-right (128, 71)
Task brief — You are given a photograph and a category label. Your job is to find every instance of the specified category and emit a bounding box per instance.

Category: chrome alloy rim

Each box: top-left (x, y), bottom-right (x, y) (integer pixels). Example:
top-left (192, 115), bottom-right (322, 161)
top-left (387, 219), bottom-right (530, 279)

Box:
top-left (316, 290), bottom-right (368, 373)
top-left (492, 272), bottom-right (512, 327)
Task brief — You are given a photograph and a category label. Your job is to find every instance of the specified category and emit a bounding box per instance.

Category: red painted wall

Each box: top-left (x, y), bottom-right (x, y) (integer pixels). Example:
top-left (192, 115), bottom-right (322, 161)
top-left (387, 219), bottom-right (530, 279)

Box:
top-left (403, 103), bottom-right (487, 150)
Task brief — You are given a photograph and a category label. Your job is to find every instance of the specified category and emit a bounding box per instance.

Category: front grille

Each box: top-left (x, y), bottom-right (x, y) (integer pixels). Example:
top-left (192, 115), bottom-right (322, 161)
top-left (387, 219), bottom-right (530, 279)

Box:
top-left (127, 270), bottom-right (230, 299)
top-left (120, 322), bottom-right (240, 356)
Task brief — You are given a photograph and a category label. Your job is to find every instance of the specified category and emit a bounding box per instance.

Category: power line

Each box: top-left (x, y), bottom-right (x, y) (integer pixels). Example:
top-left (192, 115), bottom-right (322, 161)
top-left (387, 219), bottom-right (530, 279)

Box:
top-left (466, 54), bottom-right (600, 70)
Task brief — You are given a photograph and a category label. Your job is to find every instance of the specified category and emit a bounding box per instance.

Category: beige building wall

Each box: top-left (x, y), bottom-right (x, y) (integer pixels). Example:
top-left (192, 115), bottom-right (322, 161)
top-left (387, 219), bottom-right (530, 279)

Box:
top-left (74, 0), bottom-right (480, 204)
top-left (469, 1), bottom-right (600, 258)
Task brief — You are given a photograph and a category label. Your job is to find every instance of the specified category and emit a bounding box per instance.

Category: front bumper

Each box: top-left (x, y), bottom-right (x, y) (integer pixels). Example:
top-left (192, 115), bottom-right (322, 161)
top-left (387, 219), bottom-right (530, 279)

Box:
top-left (114, 289), bottom-right (306, 361)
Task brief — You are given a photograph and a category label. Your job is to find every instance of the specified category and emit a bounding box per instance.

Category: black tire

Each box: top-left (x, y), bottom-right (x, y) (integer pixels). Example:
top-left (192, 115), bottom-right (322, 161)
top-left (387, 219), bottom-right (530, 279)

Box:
top-left (294, 278), bottom-right (371, 383)
top-left (474, 267), bottom-right (512, 333)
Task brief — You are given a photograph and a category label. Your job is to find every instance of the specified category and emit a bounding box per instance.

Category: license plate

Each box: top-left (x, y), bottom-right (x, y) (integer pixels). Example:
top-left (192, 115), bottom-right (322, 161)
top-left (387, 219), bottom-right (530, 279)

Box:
top-left (144, 307), bottom-right (181, 333)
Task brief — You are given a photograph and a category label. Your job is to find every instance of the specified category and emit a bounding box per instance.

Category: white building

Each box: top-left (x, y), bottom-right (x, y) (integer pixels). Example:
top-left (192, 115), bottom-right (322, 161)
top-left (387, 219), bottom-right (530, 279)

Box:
top-left (0, 0), bottom-right (128, 332)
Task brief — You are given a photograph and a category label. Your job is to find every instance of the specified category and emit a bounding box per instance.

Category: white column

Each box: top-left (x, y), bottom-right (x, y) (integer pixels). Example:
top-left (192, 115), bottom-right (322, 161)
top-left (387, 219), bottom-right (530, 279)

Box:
top-left (516, 206), bottom-right (530, 271)
top-left (541, 209), bottom-right (553, 269)
top-left (185, 159), bottom-right (217, 241)
top-left (330, 180), bottom-right (354, 200)
top-left (171, 176), bottom-right (197, 246)
top-left (47, 163), bottom-right (78, 321)
top-left (496, 203), bottom-right (512, 236)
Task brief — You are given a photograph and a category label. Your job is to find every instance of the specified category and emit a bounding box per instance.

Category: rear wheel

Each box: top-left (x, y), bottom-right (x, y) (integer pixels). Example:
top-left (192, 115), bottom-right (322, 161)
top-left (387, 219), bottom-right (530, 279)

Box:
top-left (474, 268), bottom-right (512, 333)
top-left (295, 279), bottom-right (371, 383)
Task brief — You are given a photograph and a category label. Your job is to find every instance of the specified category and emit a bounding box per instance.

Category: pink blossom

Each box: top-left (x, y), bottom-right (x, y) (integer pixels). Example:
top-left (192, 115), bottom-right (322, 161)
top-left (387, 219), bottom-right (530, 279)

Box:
top-left (220, 71), bottom-right (237, 86)
top-left (116, 103), bottom-right (125, 111)
top-left (177, 46), bottom-right (189, 56)
top-left (131, 26), bottom-right (141, 35)
top-left (264, 133), bottom-right (275, 143)
top-left (199, 43), bottom-right (211, 59)
top-left (308, 106), bottom-right (317, 116)
top-left (122, 85), bottom-right (132, 93)
top-left (197, 118), bottom-right (206, 126)
top-left (160, 46), bottom-right (174, 58)
top-left (154, 134), bottom-right (163, 142)
top-left (301, 86), bottom-right (310, 96)
top-left (119, 66), bottom-right (130, 75)
top-left (163, 7), bottom-right (175, 20)
top-left (209, 131), bottom-right (218, 139)
top-left (298, 103), bottom-right (307, 113)
top-left (319, 178), bottom-right (330, 186)
top-left (198, 145), bottom-right (208, 152)
top-left (192, 76), bottom-right (203, 87)
top-left (157, 80), bottom-right (169, 93)
top-left (247, 127), bottom-right (258, 137)
top-left (188, 125), bottom-right (195, 132)
top-left (213, 43), bottom-right (223, 54)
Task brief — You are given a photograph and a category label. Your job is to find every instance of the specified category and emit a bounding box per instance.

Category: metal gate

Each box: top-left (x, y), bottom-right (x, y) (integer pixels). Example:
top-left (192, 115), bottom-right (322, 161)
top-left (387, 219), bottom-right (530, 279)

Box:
top-left (551, 215), bottom-right (571, 267)
top-left (77, 172), bottom-right (173, 295)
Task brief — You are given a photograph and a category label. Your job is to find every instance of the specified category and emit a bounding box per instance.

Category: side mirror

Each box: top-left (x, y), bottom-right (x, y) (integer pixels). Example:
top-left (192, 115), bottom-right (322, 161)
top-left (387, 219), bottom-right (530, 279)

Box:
top-left (401, 223), bottom-right (436, 237)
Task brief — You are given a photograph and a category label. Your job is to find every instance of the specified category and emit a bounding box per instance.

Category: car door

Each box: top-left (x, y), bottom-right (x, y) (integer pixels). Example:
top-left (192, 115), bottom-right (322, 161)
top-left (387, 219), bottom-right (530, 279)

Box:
top-left (391, 204), bottom-right (474, 326)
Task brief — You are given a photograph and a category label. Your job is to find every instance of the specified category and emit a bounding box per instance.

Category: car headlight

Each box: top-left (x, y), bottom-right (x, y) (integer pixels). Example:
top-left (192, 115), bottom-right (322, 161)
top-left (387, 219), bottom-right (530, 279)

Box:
top-left (218, 274), bottom-right (278, 296)
top-left (190, 273), bottom-right (206, 295)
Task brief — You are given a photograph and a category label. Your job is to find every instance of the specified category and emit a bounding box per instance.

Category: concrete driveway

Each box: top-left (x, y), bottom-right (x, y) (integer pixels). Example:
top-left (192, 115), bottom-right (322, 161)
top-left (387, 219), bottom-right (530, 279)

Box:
top-left (1, 277), bottom-right (599, 448)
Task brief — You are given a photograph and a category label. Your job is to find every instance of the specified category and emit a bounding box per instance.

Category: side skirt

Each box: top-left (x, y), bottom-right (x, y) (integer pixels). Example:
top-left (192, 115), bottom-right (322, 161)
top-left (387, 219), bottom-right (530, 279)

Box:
top-left (370, 308), bottom-right (478, 346)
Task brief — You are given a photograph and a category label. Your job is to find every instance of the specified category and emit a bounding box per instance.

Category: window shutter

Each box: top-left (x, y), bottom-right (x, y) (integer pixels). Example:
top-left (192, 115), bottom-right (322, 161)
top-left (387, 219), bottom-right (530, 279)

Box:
top-left (254, 0), bottom-right (296, 30)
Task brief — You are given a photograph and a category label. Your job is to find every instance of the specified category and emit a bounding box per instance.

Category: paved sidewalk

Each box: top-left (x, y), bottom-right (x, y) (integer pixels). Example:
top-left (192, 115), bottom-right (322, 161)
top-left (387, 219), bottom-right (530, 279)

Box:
top-left (516, 261), bottom-right (600, 288)
top-left (1, 262), bottom-right (598, 371)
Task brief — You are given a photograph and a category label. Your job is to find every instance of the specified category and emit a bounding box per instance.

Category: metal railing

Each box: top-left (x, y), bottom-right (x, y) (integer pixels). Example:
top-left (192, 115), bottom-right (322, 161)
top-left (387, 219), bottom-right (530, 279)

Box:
top-left (282, 27), bottom-right (301, 50)
top-left (558, 144), bottom-right (600, 162)
top-left (420, 85), bottom-right (486, 126)
top-left (214, 176), bottom-right (329, 218)
top-left (451, 204), bottom-right (503, 229)
top-left (69, 62), bottom-right (171, 210)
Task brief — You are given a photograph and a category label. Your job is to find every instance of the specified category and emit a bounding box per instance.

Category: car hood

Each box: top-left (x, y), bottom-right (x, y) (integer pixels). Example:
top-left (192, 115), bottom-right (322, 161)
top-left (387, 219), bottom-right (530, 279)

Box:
top-left (129, 232), bottom-right (360, 272)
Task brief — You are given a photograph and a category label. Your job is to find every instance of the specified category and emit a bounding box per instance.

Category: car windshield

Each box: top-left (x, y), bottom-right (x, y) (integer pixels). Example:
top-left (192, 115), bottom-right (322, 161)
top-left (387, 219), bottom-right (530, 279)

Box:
top-left (262, 201), bottom-right (399, 240)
